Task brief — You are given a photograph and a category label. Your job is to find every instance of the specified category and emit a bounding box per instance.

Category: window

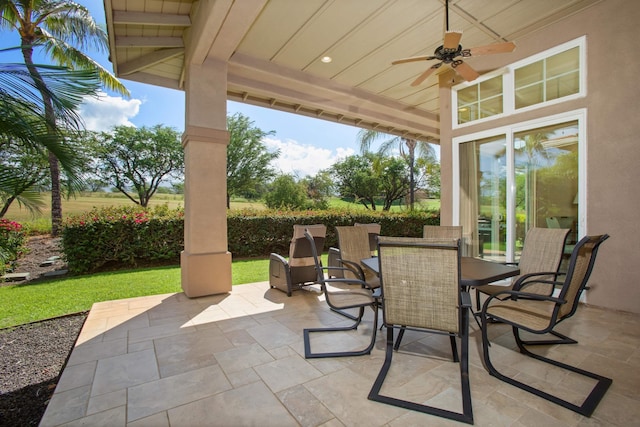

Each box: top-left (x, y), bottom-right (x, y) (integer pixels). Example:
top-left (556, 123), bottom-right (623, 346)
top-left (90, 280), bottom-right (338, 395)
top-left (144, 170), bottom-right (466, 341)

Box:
top-left (453, 37), bottom-right (585, 127)
top-left (515, 47), bottom-right (580, 109)
top-left (457, 76), bottom-right (503, 124)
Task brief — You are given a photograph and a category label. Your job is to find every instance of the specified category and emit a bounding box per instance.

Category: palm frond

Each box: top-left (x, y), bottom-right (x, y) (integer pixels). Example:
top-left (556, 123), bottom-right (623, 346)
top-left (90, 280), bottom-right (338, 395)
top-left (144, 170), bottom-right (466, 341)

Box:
top-left (43, 37), bottom-right (129, 96)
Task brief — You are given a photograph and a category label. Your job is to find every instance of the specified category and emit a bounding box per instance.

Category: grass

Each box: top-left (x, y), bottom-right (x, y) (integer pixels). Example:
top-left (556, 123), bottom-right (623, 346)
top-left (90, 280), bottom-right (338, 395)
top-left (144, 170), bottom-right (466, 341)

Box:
top-left (4, 192), bottom-right (185, 225)
top-left (4, 192), bottom-right (440, 232)
top-left (0, 254), bottom-right (329, 329)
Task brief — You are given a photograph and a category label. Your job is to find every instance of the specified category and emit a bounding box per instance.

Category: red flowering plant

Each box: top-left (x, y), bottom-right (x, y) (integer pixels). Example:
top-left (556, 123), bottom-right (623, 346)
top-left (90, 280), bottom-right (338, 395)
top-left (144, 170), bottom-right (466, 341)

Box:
top-left (62, 204), bottom-right (185, 274)
top-left (0, 219), bottom-right (26, 276)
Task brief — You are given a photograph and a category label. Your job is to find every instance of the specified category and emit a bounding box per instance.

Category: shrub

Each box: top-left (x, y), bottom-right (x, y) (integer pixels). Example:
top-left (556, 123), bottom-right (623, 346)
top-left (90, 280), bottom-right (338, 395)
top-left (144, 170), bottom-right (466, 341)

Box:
top-left (227, 208), bottom-right (439, 258)
top-left (62, 205), bottom-right (440, 274)
top-left (0, 219), bottom-right (27, 276)
top-left (62, 205), bottom-right (184, 274)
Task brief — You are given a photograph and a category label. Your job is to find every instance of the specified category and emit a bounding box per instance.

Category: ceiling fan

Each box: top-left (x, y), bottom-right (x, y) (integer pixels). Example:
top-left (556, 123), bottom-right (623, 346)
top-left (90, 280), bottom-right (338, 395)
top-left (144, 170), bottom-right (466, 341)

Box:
top-left (392, 0), bottom-right (516, 86)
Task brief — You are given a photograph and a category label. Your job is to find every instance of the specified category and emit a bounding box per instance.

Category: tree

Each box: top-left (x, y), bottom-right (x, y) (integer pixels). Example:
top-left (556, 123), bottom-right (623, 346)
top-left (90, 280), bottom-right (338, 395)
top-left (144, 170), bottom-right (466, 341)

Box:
top-left (0, 137), bottom-right (48, 217)
top-left (300, 170), bottom-right (333, 210)
top-left (374, 156), bottom-right (410, 210)
top-left (332, 154), bottom-right (411, 211)
top-left (0, 54), bottom-right (102, 216)
top-left (264, 174), bottom-right (308, 210)
top-left (356, 129), bottom-right (437, 209)
top-left (332, 154), bottom-right (380, 210)
top-left (1, 0), bottom-right (128, 235)
top-left (89, 125), bottom-right (184, 207)
top-left (226, 113), bottom-right (279, 208)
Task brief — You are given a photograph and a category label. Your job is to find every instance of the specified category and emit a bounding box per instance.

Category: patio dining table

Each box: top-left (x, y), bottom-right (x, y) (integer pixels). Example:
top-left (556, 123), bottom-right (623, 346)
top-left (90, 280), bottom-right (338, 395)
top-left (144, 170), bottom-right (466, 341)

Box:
top-left (361, 256), bottom-right (520, 289)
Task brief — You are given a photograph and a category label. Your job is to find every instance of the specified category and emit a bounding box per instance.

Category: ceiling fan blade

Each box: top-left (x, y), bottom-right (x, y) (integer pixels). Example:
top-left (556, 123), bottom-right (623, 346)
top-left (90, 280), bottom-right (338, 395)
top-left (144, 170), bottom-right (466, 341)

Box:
top-left (469, 41), bottom-right (516, 56)
top-left (391, 55), bottom-right (435, 65)
top-left (452, 61), bottom-right (480, 81)
top-left (443, 31), bottom-right (462, 50)
top-left (411, 64), bottom-right (441, 87)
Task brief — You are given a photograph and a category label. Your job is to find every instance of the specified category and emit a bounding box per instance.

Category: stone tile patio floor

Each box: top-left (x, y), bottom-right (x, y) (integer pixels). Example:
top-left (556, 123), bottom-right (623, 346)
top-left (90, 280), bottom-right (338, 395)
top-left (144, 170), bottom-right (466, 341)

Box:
top-left (41, 281), bottom-right (640, 426)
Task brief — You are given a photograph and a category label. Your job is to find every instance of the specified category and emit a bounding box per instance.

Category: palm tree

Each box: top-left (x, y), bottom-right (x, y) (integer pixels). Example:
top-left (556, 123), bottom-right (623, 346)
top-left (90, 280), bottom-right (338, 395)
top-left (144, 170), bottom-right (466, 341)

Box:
top-left (356, 129), bottom-right (437, 209)
top-left (1, 55), bottom-right (102, 216)
top-left (0, 0), bottom-right (128, 235)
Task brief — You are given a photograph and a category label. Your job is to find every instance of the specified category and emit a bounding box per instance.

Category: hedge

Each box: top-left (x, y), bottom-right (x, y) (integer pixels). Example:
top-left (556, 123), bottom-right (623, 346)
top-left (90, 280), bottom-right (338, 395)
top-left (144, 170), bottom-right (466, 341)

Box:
top-left (62, 206), bottom-right (440, 274)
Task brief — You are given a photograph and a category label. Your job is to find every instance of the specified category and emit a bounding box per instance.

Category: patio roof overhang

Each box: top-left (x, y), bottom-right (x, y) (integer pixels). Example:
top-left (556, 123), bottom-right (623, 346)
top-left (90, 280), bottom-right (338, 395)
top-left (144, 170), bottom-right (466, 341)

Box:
top-left (103, 0), bottom-right (603, 143)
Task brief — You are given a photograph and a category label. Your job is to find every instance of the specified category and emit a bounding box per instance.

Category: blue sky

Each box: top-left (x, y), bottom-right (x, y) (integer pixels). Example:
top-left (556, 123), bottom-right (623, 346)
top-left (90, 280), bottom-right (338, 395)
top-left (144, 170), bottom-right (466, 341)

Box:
top-left (0, 0), bottom-right (367, 177)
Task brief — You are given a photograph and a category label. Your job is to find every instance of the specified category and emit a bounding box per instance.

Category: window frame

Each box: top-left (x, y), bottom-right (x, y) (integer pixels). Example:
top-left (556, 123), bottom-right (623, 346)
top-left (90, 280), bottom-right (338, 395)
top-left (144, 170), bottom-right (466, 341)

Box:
top-left (452, 36), bottom-right (586, 129)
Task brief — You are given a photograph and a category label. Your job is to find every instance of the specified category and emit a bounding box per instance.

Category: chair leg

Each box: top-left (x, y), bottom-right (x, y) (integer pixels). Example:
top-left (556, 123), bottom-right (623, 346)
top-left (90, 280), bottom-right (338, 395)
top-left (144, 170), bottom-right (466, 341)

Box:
top-left (481, 315), bottom-right (612, 417)
top-left (449, 335), bottom-right (459, 362)
top-left (393, 326), bottom-right (406, 350)
top-left (330, 307), bottom-right (360, 321)
top-left (517, 329), bottom-right (578, 346)
top-left (368, 322), bottom-right (473, 424)
top-left (475, 289), bottom-right (483, 311)
top-left (304, 305), bottom-right (378, 359)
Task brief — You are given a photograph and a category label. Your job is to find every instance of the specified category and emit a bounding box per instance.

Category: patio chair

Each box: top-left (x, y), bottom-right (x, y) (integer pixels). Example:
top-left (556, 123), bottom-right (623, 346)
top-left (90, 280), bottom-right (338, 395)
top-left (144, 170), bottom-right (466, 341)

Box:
top-left (479, 234), bottom-right (611, 417)
top-left (423, 225), bottom-right (462, 239)
top-left (475, 227), bottom-right (570, 317)
top-left (269, 224), bottom-right (327, 296)
top-left (302, 229), bottom-right (379, 358)
top-left (334, 225), bottom-right (380, 289)
top-left (393, 225), bottom-right (464, 349)
top-left (368, 236), bottom-right (473, 424)
top-left (355, 222), bottom-right (381, 253)
top-left (327, 223), bottom-right (380, 278)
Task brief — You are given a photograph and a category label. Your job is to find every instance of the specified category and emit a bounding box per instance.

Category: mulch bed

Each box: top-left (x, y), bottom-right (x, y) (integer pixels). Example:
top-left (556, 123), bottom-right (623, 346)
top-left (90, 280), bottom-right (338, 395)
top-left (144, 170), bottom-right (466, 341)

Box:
top-left (0, 313), bottom-right (87, 426)
top-left (1, 235), bottom-right (86, 426)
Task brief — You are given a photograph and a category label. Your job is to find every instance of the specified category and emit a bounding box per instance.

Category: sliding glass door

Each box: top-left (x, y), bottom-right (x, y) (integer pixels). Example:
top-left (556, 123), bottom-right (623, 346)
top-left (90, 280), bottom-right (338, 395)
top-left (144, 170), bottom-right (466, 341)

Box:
top-left (457, 116), bottom-right (581, 262)
top-left (459, 135), bottom-right (507, 260)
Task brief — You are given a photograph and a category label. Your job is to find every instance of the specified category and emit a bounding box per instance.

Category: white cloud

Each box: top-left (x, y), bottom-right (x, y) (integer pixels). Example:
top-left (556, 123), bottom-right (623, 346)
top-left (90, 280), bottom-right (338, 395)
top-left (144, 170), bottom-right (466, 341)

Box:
top-left (264, 137), bottom-right (354, 177)
top-left (79, 91), bottom-right (142, 131)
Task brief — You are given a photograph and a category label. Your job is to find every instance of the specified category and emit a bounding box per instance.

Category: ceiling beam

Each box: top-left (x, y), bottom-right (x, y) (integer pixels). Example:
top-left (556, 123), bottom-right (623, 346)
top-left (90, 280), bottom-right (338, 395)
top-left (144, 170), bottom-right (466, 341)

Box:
top-left (186, 0), bottom-right (267, 65)
top-left (118, 48), bottom-right (184, 76)
top-left (229, 53), bottom-right (438, 124)
top-left (115, 36), bottom-right (184, 48)
top-left (121, 72), bottom-right (182, 91)
top-left (113, 11), bottom-right (190, 26)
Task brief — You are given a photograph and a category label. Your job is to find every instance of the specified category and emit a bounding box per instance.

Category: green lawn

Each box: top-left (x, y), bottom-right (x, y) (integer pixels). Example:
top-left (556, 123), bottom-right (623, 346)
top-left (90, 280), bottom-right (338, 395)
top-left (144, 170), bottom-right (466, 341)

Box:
top-left (0, 254), bottom-right (328, 329)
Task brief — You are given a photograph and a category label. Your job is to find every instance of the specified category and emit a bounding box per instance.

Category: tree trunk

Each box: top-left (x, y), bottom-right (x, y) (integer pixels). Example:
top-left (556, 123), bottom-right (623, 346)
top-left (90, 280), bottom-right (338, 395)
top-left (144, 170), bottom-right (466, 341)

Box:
top-left (49, 152), bottom-right (62, 235)
top-left (21, 42), bottom-right (63, 236)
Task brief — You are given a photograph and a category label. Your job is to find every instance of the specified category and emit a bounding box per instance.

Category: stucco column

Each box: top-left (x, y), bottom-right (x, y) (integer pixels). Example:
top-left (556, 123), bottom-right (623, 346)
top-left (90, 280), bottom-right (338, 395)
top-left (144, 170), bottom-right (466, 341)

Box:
top-left (438, 71), bottom-right (456, 226)
top-left (180, 59), bottom-right (232, 297)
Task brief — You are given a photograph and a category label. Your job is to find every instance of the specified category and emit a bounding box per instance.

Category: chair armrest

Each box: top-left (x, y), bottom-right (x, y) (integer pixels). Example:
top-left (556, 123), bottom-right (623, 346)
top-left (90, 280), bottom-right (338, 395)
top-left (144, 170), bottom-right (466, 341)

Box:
top-left (269, 253), bottom-right (292, 294)
top-left (269, 252), bottom-right (289, 267)
top-left (485, 289), bottom-right (566, 305)
top-left (512, 271), bottom-right (565, 291)
top-left (338, 259), bottom-right (366, 280)
top-left (322, 276), bottom-right (372, 289)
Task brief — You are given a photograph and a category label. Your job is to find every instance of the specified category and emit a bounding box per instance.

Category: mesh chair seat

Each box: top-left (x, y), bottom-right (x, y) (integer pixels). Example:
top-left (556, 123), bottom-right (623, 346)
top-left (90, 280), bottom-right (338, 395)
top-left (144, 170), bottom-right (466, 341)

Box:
top-left (485, 298), bottom-right (557, 331)
top-left (326, 288), bottom-right (376, 309)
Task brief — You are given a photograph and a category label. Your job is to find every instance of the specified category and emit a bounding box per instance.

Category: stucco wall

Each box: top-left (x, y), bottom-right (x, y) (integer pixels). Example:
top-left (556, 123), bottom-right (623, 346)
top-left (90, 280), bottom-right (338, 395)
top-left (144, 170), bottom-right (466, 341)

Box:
top-left (440, 0), bottom-right (640, 314)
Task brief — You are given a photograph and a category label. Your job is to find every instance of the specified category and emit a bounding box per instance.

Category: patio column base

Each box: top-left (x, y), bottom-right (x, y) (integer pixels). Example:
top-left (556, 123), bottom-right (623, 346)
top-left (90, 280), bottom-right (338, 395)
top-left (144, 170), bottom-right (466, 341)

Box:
top-left (181, 250), bottom-right (232, 297)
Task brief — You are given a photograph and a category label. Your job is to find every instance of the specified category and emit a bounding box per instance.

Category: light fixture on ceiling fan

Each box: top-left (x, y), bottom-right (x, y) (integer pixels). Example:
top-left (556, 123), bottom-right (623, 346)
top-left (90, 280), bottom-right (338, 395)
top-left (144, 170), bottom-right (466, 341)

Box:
top-left (392, 0), bottom-right (516, 86)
